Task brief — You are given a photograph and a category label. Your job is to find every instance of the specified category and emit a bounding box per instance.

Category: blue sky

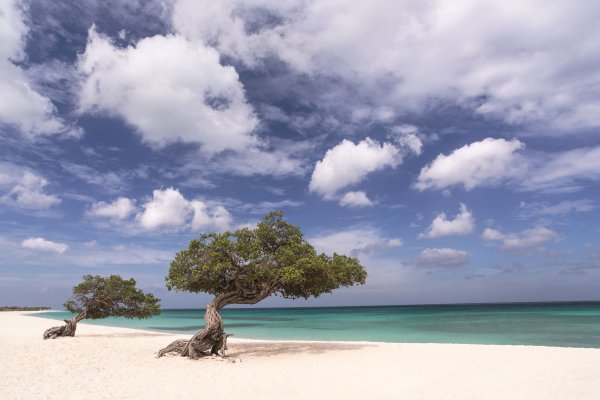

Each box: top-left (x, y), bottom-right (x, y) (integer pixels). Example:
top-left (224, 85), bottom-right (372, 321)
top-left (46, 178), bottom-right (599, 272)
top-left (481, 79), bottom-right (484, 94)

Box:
top-left (1, 0), bottom-right (599, 309)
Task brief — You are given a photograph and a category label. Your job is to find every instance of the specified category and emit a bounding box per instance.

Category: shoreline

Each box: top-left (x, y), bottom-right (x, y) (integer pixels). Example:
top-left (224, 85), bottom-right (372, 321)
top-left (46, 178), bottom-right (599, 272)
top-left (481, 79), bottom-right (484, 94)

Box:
top-left (27, 309), bottom-right (600, 350)
top-left (2, 311), bottom-right (600, 399)
top-left (18, 309), bottom-right (600, 351)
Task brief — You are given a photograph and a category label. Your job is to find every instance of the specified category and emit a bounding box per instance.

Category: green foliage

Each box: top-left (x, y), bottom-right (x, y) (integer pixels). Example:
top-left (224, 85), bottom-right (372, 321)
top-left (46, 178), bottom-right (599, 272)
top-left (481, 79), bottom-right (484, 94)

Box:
top-left (166, 211), bottom-right (367, 301)
top-left (64, 275), bottom-right (161, 320)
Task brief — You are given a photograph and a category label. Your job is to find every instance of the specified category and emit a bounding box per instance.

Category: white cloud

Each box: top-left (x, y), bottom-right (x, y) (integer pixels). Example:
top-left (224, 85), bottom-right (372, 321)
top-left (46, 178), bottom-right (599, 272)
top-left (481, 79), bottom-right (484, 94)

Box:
top-left (395, 133), bottom-right (423, 156)
top-left (521, 146), bottom-right (600, 192)
top-left (216, 141), bottom-right (309, 177)
top-left (339, 191), bottom-right (374, 208)
top-left (138, 188), bottom-right (232, 232)
top-left (88, 188), bottom-right (233, 233)
top-left (172, 0), bottom-right (600, 132)
top-left (189, 201), bottom-right (232, 232)
top-left (137, 188), bottom-right (193, 230)
top-left (482, 226), bottom-right (559, 250)
top-left (88, 197), bottom-right (136, 220)
top-left (172, 139), bottom-right (312, 185)
top-left (235, 199), bottom-right (304, 215)
top-left (351, 106), bottom-right (396, 124)
top-left (309, 228), bottom-right (401, 258)
top-left (21, 237), bottom-right (68, 254)
top-left (420, 203), bottom-right (475, 239)
top-left (416, 139), bottom-right (600, 194)
top-left (59, 161), bottom-right (129, 194)
top-left (309, 138), bottom-right (400, 198)
top-left (391, 124), bottom-right (419, 135)
top-left (416, 138), bottom-right (525, 191)
top-left (389, 125), bottom-right (423, 156)
top-left (78, 27), bottom-right (258, 153)
top-left (3, 236), bottom-right (170, 266)
top-left (77, 25), bottom-right (307, 180)
top-left (0, 164), bottom-right (60, 210)
top-left (519, 199), bottom-right (595, 218)
top-left (0, 0), bottom-right (70, 136)
top-left (413, 248), bottom-right (469, 268)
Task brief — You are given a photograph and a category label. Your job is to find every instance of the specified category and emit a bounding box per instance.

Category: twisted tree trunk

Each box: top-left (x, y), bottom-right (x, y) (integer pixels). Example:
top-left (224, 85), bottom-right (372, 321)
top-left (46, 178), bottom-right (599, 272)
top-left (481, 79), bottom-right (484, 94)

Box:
top-left (157, 294), bottom-right (232, 359)
top-left (158, 282), bottom-right (279, 359)
top-left (43, 311), bottom-right (86, 339)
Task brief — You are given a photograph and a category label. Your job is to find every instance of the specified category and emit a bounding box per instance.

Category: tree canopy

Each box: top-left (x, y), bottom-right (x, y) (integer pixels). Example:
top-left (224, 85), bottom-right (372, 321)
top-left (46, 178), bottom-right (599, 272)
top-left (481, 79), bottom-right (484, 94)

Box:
top-left (158, 211), bottom-right (367, 358)
top-left (65, 274), bottom-right (161, 320)
top-left (165, 211), bottom-right (367, 303)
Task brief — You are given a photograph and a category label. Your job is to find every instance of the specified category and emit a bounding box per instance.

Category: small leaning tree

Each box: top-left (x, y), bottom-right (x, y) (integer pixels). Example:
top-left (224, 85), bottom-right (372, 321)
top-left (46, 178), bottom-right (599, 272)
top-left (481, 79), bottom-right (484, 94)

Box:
top-left (43, 274), bottom-right (161, 339)
top-left (157, 211), bottom-right (367, 359)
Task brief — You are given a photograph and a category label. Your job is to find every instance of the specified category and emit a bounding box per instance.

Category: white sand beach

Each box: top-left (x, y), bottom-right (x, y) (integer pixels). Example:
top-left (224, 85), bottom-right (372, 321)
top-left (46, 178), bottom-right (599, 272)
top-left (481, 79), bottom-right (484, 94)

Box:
top-left (1, 311), bottom-right (600, 400)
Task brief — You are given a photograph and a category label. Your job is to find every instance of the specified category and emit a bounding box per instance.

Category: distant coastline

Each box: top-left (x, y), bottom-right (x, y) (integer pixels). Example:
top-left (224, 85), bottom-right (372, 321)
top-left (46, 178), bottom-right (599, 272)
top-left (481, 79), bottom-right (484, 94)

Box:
top-left (0, 306), bottom-right (50, 311)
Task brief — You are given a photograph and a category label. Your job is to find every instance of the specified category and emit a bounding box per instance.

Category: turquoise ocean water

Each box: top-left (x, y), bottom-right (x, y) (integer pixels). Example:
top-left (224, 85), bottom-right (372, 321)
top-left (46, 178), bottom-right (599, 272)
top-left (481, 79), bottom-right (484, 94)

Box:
top-left (32, 302), bottom-right (600, 348)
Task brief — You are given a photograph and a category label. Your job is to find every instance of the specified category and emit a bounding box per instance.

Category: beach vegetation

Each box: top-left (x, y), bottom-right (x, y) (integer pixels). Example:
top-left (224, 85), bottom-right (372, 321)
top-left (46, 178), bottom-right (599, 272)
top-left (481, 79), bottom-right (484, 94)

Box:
top-left (157, 211), bottom-right (367, 359)
top-left (43, 275), bottom-right (161, 339)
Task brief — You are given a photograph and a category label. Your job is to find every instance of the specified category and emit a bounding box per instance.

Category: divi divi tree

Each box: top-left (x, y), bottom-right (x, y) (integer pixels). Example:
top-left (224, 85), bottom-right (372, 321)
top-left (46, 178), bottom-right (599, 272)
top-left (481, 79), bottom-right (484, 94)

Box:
top-left (157, 211), bottom-right (367, 359)
top-left (43, 275), bottom-right (161, 339)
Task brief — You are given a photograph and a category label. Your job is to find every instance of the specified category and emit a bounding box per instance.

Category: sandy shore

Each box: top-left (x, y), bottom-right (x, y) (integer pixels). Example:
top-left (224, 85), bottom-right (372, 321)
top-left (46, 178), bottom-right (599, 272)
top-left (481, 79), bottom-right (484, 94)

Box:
top-left (1, 311), bottom-right (599, 399)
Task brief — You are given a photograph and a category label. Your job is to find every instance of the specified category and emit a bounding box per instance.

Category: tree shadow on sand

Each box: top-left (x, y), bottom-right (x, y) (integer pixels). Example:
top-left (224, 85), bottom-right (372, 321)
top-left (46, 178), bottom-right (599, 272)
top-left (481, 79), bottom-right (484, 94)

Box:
top-left (82, 332), bottom-right (169, 338)
top-left (226, 342), bottom-right (373, 358)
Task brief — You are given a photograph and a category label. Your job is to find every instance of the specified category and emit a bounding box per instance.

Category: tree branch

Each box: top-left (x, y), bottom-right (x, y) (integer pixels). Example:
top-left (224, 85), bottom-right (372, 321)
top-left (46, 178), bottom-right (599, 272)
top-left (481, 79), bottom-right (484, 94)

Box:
top-left (233, 274), bottom-right (281, 305)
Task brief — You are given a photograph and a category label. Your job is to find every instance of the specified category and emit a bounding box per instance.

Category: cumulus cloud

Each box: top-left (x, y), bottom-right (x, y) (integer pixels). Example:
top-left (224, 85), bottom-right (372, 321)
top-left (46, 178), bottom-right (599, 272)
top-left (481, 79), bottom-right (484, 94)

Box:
top-left (0, 163), bottom-right (60, 210)
top-left (309, 228), bottom-right (401, 258)
top-left (88, 197), bottom-right (136, 220)
top-left (189, 202), bottom-right (232, 232)
top-left (88, 188), bottom-right (232, 233)
top-left (482, 226), bottom-right (559, 250)
top-left (416, 138), bottom-right (600, 193)
top-left (416, 138), bottom-right (525, 191)
top-left (21, 237), bottom-right (68, 254)
top-left (420, 203), bottom-right (475, 239)
top-left (172, 0), bottom-right (600, 132)
top-left (137, 188), bottom-right (232, 232)
top-left (137, 188), bottom-right (191, 230)
top-left (78, 27), bottom-right (258, 152)
top-left (388, 125), bottom-right (423, 156)
top-left (395, 133), bottom-right (423, 156)
top-left (0, 0), bottom-right (70, 136)
top-left (309, 138), bottom-right (400, 198)
top-left (412, 248), bottom-right (469, 268)
top-left (339, 191), bottom-right (374, 208)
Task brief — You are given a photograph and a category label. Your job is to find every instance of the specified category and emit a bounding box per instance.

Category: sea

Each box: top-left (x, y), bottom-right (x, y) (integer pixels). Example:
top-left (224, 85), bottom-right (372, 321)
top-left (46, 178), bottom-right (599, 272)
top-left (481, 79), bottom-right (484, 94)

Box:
top-left (32, 301), bottom-right (600, 348)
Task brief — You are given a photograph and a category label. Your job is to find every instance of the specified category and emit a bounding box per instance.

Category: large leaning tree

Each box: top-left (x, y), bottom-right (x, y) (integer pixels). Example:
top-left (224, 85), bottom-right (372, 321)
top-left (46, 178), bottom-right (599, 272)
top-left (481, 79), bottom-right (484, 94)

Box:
top-left (157, 211), bottom-right (367, 359)
top-left (43, 274), bottom-right (161, 339)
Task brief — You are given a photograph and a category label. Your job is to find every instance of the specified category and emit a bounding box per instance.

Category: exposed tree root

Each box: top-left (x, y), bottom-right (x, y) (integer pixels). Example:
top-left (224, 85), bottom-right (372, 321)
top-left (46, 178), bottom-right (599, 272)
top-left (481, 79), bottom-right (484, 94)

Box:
top-left (157, 339), bottom-right (188, 357)
top-left (43, 319), bottom-right (77, 339)
top-left (157, 331), bottom-right (232, 359)
top-left (43, 311), bottom-right (86, 339)
top-left (158, 296), bottom-right (235, 359)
